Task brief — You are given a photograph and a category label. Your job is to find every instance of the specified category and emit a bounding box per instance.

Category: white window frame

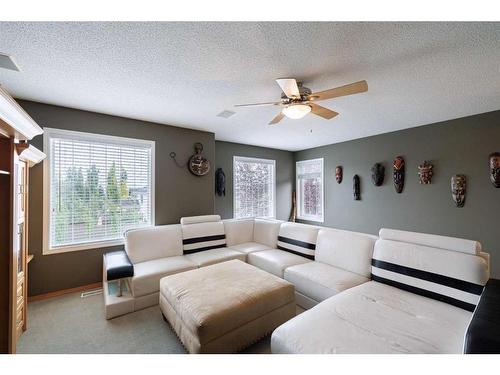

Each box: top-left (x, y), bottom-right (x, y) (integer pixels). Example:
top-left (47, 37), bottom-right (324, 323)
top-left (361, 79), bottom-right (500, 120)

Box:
top-left (296, 158), bottom-right (324, 223)
top-left (42, 127), bottom-right (155, 255)
top-left (233, 156), bottom-right (276, 219)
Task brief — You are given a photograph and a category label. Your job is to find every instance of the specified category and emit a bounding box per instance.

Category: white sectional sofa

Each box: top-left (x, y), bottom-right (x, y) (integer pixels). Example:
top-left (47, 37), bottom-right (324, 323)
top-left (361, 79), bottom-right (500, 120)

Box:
top-left (102, 214), bottom-right (492, 354)
top-left (271, 228), bottom-right (490, 353)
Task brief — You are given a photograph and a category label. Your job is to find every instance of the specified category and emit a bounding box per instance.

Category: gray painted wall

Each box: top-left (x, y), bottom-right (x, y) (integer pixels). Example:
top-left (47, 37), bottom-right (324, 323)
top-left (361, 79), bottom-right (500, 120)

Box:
top-left (20, 100), bottom-right (215, 296)
top-left (214, 141), bottom-right (294, 221)
top-left (295, 110), bottom-right (500, 278)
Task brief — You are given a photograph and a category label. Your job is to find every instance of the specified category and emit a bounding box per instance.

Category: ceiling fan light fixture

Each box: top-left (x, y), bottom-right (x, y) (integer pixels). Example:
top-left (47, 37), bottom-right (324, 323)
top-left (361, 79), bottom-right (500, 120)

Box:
top-left (282, 104), bottom-right (311, 119)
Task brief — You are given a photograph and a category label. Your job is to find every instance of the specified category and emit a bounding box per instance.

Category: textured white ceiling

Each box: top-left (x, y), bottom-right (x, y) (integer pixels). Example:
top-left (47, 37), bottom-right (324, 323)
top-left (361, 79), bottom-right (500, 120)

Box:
top-left (0, 22), bottom-right (499, 151)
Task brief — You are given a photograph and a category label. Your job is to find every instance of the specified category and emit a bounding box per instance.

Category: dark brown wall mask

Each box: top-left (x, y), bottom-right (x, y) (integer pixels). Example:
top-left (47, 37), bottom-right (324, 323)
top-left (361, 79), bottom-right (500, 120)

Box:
top-left (451, 174), bottom-right (466, 207)
top-left (393, 156), bottom-right (405, 193)
top-left (335, 166), bottom-right (343, 184)
top-left (353, 174), bottom-right (360, 200)
top-left (371, 163), bottom-right (385, 186)
top-left (418, 161), bottom-right (434, 184)
top-left (489, 152), bottom-right (500, 188)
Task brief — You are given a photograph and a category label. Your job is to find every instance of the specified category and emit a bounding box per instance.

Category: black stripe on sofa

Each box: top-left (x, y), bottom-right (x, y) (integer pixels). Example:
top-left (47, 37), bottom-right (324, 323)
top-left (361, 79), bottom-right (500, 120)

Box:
top-left (277, 236), bottom-right (316, 250)
top-left (182, 234), bottom-right (226, 245)
top-left (277, 245), bottom-right (315, 260)
top-left (371, 259), bottom-right (484, 295)
top-left (371, 274), bottom-right (477, 312)
top-left (183, 243), bottom-right (227, 254)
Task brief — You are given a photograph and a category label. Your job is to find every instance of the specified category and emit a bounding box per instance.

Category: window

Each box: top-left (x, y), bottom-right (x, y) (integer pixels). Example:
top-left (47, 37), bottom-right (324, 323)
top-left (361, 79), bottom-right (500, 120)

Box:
top-left (296, 158), bottom-right (324, 222)
top-left (43, 128), bottom-right (155, 253)
top-left (233, 156), bottom-right (275, 219)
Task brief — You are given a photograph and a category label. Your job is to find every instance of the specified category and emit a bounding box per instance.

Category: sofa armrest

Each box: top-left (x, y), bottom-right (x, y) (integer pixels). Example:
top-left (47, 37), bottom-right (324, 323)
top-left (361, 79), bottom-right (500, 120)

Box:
top-left (104, 250), bottom-right (134, 281)
top-left (464, 279), bottom-right (500, 353)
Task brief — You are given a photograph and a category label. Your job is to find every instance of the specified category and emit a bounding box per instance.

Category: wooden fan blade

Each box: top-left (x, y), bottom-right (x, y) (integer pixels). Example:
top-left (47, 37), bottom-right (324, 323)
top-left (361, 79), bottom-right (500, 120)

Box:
top-left (309, 80), bottom-right (368, 101)
top-left (269, 111), bottom-right (285, 125)
top-left (235, 101), bottom-right (281, 107)
top-left (275, 78), bottom-right (300, 98)
top-left (310, 103), bottom-right (339, 120)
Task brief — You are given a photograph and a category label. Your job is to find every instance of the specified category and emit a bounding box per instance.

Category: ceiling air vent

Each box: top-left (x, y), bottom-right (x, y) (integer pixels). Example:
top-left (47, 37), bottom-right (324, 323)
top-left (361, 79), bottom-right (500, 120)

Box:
top-left (0, 53), bottom-right (21, 72)
top-left (217, 110), bottom-right (236, 119)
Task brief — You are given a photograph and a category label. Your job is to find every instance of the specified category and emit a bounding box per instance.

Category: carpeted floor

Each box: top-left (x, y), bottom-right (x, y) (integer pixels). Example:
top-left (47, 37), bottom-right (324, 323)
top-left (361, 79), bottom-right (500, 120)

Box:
top-left (17, 290), bottom-right (298, 354)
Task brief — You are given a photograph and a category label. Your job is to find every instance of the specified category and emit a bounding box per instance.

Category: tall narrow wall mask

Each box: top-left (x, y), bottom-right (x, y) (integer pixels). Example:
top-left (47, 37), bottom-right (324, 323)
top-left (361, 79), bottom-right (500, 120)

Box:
top-left (489, 152), bottom-right (500, 188)
top-left (215, 168), bottom-right (226, 196)
top-left (418, 161), bottom-right (434, 184)
top-left (335, 166), bottom-right (343, 184)
top-left (451, 174), bottom-right (466, 208)
top-left (353, 175), bottom-right (360, 200)
top-left (371, 163), bottom-right (385, 186)
top-left (393, 156), bottom-right (405, 193)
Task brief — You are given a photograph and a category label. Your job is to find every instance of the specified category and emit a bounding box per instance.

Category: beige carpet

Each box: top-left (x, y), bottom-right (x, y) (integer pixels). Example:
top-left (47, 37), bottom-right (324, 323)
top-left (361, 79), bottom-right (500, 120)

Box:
top-left (17, 290), bottom-right (301, 354)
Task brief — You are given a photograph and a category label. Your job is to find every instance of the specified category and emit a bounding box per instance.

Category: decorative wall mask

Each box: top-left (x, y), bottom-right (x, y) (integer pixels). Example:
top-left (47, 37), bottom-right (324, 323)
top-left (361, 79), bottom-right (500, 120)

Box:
top-left (418, 161), bottom-right (434, 184)
top-left (393, 156), bottom-right (405, 193)
top-left (215, 168), bottom-right (226, 196)
top-left (289, 191), bottom-right (297, 222)
top-left (451, 175), bottom-right (466, 208)
top-left (188, 142), bottom-right (210, 176)
top-left (371, 163), bottom-right (385, 186)
top-left (489, 152), bottom-right (500, 188)
top-left (353, 175), bottom-right (360, 200)
top-left (335, 166), bottom-right (343, 184)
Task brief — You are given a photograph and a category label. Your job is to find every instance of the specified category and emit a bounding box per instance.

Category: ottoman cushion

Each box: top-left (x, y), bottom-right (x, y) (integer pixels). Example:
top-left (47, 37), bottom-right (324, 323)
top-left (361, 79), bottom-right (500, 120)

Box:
top-left (160, 260), bottom-right (295, 352)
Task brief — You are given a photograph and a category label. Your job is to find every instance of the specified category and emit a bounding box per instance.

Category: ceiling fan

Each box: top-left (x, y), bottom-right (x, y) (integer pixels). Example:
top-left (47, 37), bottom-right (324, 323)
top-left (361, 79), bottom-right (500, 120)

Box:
top-left (235, 78), bottom-right (368, 125)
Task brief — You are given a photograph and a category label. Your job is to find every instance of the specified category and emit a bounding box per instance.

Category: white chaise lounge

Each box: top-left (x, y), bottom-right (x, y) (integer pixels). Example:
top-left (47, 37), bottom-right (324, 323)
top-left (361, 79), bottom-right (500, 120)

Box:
top-left (270, 228), bottom-right (490, 353)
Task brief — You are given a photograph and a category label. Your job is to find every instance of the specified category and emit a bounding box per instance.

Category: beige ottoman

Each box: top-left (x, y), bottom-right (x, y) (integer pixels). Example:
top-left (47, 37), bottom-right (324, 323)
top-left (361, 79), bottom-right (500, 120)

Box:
top-left (159, 259), bottom-right (295, 353)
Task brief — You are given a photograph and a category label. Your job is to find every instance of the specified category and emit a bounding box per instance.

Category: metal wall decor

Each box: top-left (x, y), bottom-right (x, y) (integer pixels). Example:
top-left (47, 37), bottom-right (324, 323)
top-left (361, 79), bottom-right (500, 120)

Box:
top-left (451, 175), bottom-right (466, 207)
top-left (335, 166), bottom-right (343, 184)
top-left (215, 168), bottom-right (226, 196)
top-left (353, 175), bottom-right (360, 200)
top-left (371, 163), bottom-right (385, 186)
top-left (393, 156), bottom-right (405, 193)
top-left (188, 142), bottom-right (210, 176)
top-left (489, 152), bottom-right (500, 188)
top-left (418, 160), bottom-right (434, 184)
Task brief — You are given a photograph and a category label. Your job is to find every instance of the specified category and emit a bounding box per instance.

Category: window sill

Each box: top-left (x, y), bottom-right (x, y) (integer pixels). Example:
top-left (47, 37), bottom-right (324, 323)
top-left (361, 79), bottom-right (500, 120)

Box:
top-left (43, 239), bottom-right (124, 255)
top-left (297, 216), bottom-right (324, 223)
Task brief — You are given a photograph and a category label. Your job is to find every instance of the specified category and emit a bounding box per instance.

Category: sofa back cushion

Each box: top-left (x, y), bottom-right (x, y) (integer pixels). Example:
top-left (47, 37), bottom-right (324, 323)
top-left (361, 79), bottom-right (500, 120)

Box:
top-left (223, 219), bottom-right (254, 246)
top-left (277, 222), bottom-right (319, 260)
top-left (315, 228), bottom-right (376, 278)
top-left (181, 215), bottom-right (226, 254)
top-left (372, 229), bottom-right (489, 312)
top-left (180, 215), bottom-right (222, 225)
top-left (253, 218), bottom-right (283, 248)
top-left (125, 225), bottom-right (183, 264)
top-left (379, 228), bottom-right (481, 255)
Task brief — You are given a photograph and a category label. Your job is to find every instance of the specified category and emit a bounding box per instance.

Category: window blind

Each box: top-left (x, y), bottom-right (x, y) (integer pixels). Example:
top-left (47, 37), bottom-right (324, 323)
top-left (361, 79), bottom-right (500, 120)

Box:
top-left (47, 130), bottom-right (153, 250)
top-left (233, 156), bottom-right (275, 219)
top-left (296, 158), bottom-right (324, 222)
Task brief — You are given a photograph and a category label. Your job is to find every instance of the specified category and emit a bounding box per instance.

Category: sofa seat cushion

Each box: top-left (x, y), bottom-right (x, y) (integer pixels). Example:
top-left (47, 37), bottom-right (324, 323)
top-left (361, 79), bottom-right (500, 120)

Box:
top-left (247, 249), bottom-right (311, 278)
top-left (131, 256), bottom-right (197, 297)
top-left (228, 242), bottom-right (272, 255)
top-left (271, 281), bottom-right (472, 354)
top-left (284, 262), bottom-right (369, 302)
top-left (185, 247), bottom-right (245, 267)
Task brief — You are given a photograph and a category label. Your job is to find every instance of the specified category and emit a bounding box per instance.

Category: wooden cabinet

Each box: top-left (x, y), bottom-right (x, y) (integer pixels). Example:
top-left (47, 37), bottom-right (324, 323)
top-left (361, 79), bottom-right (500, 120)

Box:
top-left (15, 160), bottom-right (28, 338)
top-left (0, 86), bottom-right (45, 354)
